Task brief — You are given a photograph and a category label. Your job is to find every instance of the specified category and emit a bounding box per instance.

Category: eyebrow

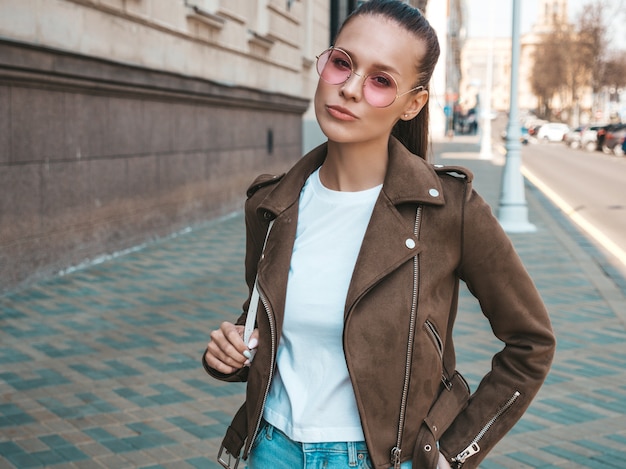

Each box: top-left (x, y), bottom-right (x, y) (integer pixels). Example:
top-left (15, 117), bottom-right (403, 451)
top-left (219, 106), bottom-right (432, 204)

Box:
top-left (339, 47), bottom-right (402, 77)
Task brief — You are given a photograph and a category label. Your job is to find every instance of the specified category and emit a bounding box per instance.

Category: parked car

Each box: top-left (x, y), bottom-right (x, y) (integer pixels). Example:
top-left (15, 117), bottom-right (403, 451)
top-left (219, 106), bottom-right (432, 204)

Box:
top-left (600, 123), bottom-right (626, 155)
top-left (580, 124), bottom-right (606, 152)
top-left (536, 122), bottom-right (570, 142)
top-left (525, 120), bottom-right (546, 141)
top-left (596, 124), bottom-right (612, 152)
top-left (564, 126), bottom-right (584, 149)
top-left (616, 136), bottom-right (626, 157)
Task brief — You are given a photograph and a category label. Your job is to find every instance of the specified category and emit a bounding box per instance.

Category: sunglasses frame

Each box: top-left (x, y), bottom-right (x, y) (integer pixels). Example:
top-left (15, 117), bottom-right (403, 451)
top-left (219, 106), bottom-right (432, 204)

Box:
top-left (315, 47), bottom-right (424, 108)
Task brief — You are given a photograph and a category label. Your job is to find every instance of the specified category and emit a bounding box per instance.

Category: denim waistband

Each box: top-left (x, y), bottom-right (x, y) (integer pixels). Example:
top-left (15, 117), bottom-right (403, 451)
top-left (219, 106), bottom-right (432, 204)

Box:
top-left (263, 421), bottom-right (369, 464)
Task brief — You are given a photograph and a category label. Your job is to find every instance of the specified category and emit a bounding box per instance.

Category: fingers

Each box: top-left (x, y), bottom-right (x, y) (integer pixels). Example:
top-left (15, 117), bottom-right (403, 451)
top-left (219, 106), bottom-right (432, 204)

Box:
top-left (204, 322), bottom-right (248, 374)
top-left (243, 330), bottom-right (259, 363)
top-left (248, 329), bottom-right (260, 348)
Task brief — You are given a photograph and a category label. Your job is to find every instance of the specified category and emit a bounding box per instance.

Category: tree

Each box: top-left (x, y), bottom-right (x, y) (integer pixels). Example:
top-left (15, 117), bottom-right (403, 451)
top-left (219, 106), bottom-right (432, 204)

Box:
top-left (602, 50), bottom-right (626, 93)
top-left (574, 0), bottom-right (608, 94)
top-left (530, 27), bottom-right (570, 120)
top-left (529, 0), bottom-right (616, 122)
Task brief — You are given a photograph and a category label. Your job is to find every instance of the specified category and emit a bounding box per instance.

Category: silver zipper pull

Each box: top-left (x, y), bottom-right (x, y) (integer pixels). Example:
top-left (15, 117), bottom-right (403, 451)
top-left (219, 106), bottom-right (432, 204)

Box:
top-left (453, 442), bottom-right (480, 466)
top-left (391, 447), bottom-right (402, 469)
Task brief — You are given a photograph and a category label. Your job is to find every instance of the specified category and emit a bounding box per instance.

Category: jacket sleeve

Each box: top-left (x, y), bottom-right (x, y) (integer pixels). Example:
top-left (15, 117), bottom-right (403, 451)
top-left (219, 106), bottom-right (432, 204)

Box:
top-left (439, 185), bottom-right (556, 468)
top-left (201, 174), bottom-right (279, 383)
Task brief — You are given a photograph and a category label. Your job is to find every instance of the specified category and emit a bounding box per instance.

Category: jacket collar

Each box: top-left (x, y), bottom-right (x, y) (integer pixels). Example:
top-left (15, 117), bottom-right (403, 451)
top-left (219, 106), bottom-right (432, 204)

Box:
top-left (258, 137), bottom-right (445, 217)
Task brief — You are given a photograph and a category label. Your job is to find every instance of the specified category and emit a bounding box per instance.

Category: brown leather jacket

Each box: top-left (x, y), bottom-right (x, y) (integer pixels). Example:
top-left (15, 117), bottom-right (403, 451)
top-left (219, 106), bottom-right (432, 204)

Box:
top-left (204, 137), bottom-right (555, 469)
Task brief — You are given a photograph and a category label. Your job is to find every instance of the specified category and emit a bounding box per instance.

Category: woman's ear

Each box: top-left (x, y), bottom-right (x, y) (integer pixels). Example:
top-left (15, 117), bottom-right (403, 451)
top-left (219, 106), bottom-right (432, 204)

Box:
top-left (401, 89), bottom-right (429, 121)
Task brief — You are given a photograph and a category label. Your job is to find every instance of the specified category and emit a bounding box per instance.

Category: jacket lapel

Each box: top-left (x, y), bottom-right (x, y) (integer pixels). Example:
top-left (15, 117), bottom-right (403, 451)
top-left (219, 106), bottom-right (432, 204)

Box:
top-left (344, 193), bottom-right (422, 315)
top-left (345, 139), bottom-right (445, 315)
top-left (255, 204), bottom-right (298, 332)
top-left (254, 143), bottom-right (327, 328)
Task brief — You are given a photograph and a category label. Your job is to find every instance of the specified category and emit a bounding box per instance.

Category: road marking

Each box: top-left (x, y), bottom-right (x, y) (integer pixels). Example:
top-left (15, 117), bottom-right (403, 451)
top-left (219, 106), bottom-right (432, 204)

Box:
top-left (522, 165), bottom-right (626, 269)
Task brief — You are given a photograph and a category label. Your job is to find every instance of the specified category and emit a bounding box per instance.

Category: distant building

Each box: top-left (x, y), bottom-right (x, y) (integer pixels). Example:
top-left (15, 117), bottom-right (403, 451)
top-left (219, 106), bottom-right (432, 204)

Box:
top-left (459, 0), bottom-right (596, 125)
top-left (460, 36), bottom-right (511, 113)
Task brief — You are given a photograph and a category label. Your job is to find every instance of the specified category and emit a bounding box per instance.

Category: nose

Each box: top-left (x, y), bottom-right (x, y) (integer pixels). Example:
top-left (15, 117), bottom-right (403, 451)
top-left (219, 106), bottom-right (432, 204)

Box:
top-left (340, 71), bottom-right (365, 102)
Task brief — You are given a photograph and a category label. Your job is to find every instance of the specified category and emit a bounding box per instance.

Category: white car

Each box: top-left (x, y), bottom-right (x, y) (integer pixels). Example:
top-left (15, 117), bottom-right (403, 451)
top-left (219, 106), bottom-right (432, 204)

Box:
top-left (536, 123), bottom-right (570, 142)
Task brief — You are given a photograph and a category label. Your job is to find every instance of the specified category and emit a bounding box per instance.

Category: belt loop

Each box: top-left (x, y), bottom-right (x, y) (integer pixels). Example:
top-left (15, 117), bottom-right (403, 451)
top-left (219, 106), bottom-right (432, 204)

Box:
top-left (348, 441), bottom-right (358, 467)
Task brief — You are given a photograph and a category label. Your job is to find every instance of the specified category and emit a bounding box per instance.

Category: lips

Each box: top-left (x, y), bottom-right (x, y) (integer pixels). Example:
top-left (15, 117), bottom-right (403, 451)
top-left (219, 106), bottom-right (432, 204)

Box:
top-left (326, 105), bottom-right (358, 120)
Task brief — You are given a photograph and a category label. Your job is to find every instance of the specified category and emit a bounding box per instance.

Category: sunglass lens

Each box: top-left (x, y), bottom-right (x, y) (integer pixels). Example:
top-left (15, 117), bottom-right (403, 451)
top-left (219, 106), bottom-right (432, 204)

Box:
top-left (317, 49), bottom-right (351, 85)
top-left (363, 72), bottom-right (397, 108)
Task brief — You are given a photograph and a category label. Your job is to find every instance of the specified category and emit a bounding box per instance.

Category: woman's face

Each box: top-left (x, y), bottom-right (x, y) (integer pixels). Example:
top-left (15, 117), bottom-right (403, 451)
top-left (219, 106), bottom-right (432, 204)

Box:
top-left (314, 14), bottom-right (427, 146)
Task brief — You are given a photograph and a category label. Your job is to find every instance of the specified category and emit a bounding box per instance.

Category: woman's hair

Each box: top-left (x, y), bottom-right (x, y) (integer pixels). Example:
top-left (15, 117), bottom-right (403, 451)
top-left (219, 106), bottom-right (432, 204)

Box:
top-left (337, 0), bottom-right (440, 160)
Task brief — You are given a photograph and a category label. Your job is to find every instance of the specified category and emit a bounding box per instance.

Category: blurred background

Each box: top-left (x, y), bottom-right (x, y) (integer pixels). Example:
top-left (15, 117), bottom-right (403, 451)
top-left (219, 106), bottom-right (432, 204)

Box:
top-left (1, 0), bottom-right (625, 293)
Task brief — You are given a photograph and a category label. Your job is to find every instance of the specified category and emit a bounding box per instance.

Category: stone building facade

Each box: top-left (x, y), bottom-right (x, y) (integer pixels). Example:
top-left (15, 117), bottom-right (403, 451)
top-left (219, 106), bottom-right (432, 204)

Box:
top-left (459, 36), bottom-right (512, 113)
top-left (0, 0), bottom-right (322, 291)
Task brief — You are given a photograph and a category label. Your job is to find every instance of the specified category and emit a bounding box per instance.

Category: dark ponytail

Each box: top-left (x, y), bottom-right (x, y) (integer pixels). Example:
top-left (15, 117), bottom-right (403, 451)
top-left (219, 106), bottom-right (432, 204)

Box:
top-left (338, 0), bottom-right (440, 160)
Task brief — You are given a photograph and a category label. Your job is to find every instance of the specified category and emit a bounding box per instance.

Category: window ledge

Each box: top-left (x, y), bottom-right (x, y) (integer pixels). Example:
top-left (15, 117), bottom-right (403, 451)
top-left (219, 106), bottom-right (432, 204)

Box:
top-left (186, 5), bottom-right (225, 30)
top-left (248, 31), bottom-right (275, 49)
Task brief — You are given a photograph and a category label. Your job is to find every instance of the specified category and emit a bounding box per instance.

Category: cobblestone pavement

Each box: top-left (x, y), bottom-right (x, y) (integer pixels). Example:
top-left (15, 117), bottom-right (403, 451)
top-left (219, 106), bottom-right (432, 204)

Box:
top-left (1, 138), bottom-right (625, 468)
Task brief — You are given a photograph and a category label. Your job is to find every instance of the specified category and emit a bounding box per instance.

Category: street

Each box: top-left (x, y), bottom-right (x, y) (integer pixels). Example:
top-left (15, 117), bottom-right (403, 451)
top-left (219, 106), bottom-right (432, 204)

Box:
top-left (489, 115), bottom-right (626, 280)
top-left (519, 141), bottom-right (626, 276)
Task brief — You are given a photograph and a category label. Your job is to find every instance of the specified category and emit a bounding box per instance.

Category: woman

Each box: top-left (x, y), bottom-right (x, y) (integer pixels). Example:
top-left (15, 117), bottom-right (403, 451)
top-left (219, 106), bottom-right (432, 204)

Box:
top-left (202, 1), bottom-right (555, 468)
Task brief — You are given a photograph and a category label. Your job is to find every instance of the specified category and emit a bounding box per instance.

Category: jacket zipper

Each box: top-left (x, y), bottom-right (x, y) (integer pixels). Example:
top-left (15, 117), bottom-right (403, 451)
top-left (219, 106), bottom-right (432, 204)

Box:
top-left (244, 289), bottom-right (276, 459)
top-left (424, 320), bottom-right (443, 360)
top-left (391, 206), bottom-right (422, 469)
top-left (425, 319), bottom-right (455, 390)
top-left (451, 391), bottom-right (521, 468)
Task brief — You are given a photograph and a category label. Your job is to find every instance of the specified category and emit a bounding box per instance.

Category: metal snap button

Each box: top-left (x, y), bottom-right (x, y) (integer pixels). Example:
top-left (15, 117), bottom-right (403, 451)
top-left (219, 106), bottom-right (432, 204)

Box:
top-left (405, 238), bottom-right (416, 249)
top-left (424, 444), bottom-right (432, 452)
top-left (429, 188), bottom-right (440, 197)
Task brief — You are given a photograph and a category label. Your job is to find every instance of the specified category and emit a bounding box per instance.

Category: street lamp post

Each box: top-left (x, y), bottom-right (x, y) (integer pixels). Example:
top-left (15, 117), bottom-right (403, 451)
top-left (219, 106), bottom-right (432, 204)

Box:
top-left (497, 0), bottom-right (536, 233)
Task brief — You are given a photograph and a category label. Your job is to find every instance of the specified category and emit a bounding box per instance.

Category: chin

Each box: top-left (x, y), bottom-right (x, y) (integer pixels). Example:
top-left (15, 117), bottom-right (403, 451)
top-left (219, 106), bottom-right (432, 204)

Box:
top-left (317, 123), bottom-right (357, 144)
top-left (316, 113), bottom-right (353, 141)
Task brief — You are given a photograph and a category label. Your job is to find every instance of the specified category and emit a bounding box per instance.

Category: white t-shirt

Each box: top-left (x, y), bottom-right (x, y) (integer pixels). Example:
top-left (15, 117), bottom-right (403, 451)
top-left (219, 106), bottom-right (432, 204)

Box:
top-left (263, 167), bottom-right (382, 443)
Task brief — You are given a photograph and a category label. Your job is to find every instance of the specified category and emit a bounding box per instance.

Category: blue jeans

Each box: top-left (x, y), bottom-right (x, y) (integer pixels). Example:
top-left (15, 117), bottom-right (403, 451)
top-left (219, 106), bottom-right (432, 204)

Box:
top-left (247, 420), bottom-right (412, 469)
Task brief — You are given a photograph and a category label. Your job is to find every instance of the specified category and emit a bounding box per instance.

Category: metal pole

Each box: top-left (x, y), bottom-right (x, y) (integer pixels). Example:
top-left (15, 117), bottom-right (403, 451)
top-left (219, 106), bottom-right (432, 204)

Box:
top-left (497, 0), bottom-right (536, 233)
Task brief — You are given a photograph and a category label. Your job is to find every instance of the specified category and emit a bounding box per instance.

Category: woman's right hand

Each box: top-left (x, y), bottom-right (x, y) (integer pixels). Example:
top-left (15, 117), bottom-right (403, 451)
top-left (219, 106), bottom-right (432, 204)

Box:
top-left (204, 321), bottom-right (259, 374)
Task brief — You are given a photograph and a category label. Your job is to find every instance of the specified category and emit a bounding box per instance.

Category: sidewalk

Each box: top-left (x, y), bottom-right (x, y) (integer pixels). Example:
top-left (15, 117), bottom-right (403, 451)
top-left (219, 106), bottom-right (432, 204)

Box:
top-left (1, 136), bottom-right (626, 469)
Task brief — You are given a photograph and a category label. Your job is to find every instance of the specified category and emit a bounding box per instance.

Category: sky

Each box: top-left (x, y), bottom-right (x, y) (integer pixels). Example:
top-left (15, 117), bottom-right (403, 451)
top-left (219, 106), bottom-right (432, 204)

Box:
top-left (466, 0), bottom-right (626, 50)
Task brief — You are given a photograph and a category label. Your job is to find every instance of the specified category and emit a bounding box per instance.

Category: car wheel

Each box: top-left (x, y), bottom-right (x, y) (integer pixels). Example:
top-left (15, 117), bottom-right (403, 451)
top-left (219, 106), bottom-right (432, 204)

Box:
top-left (570, 141), bottom-right (580, 149)
top-left (614, 145), bottom-right (625, 157)
top-left (585, 141), bottom-right (596, 152)
top-left (602, 144), bottom-right (612, 154)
